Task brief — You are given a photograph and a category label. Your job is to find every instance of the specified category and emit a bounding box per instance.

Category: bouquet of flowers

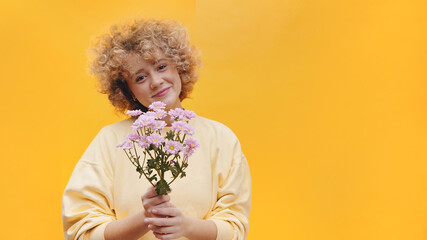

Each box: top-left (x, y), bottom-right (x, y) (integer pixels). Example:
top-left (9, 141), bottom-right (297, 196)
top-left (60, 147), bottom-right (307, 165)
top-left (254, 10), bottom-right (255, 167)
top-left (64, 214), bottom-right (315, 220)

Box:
top-left (116, 101), bottom-right (199, 195)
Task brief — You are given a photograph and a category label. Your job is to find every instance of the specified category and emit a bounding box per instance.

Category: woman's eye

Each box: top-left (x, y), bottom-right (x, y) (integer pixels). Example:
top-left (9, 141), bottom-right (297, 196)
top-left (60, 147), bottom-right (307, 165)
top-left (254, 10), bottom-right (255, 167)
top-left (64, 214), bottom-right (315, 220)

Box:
top-left (136, 76), bottom-right (146, 82)
top-left (158, 64), bottom-right (166, 70)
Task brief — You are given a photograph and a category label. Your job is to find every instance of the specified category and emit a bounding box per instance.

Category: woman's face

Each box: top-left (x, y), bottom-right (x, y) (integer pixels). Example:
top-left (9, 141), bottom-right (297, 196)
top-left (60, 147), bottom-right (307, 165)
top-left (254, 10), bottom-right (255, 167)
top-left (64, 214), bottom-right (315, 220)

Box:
top-left (124, 52), bottom-right (182, 110)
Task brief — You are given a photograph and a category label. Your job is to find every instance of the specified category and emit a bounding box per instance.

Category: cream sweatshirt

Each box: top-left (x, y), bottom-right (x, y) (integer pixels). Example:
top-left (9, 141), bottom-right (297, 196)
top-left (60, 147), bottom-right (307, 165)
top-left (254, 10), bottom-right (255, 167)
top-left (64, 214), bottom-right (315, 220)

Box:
top-left (62, 116), bottom-right (251, 240)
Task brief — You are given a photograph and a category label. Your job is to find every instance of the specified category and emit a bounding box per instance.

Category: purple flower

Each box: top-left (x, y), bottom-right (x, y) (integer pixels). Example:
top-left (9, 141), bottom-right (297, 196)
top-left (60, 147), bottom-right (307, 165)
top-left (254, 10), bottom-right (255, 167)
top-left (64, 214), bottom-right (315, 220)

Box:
top-left (126, 110), bottom-right (143, 116)
top-left (138, 135), bottom-right (149, 149)
top-left (183, 146), bottom-right (195, 157)
top-left (183, 124), bottom-right (195, 136)
top-left (165, 140), bottom-right (182, 155)
top-left (115, 140), bottom-right (127, 148)
top-left (147, 133), bottom-right (164, 147)
top-left (132, 115), bottom-right (155, 131)
top-left (184, 138), bottom-right (199, 150)
top-left (144, 111), bottom-right (157, 118)
top-left (149, 101), bottom-right (166, 111)
top-left (154, 109), bottom-right (167, 119)
top-left (126, 133), bottom-right (141, 141)
top-left (168, 108), bottom-right (185, 121)
top-left (172, 121), bottom-right (188, 132)
top-left (152, 120), bottom-right (167, 131)
top-left (122, 141), bottom-right (133, 151)
top-left (184, 110), bottom-right (196, 120)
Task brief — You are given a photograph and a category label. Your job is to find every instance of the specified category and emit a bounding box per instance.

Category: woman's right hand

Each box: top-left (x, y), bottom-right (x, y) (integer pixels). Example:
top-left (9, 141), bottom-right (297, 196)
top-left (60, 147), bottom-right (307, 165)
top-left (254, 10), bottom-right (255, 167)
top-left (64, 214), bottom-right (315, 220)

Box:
top-left (141, 186), bottom-right (172, 218)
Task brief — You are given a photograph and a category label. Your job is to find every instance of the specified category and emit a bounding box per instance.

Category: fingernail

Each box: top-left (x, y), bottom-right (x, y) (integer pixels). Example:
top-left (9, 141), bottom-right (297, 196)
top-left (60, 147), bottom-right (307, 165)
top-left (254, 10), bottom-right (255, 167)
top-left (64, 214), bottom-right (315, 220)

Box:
top-left (144, 218), bottom-right (149, 223)
top-left (152, 209), bottom-right (157, 213)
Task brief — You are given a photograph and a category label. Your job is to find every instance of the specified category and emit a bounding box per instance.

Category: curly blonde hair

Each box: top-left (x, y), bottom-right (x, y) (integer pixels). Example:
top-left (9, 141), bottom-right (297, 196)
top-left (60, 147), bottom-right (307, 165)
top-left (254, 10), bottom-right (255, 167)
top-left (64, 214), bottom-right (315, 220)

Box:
top-left (88, 18), bottom-right (200, 113)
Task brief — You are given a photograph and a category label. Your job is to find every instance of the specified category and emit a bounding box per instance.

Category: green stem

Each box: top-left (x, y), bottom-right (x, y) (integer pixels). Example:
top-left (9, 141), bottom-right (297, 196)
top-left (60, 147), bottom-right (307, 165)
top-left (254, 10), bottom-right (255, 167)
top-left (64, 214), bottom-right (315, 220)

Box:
top-left (132, 141), bottom-right (139, 161)
top-left (124, 150), bottom-right (138, 168)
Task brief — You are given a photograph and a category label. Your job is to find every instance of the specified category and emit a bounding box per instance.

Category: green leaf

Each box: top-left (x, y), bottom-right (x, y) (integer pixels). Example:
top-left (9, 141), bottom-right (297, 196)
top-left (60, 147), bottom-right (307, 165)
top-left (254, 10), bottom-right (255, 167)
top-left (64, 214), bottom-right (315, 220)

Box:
top-left (166, 130), bottom-right (174, 140)
top-left (155, 179), bottom-right (170, 195)
top-left (149, 175), bottom-right (158, 182)
top-left (147, 159), bottom-right (155, 168)
top-left (174, 161), bottom-right (182, 171)
top-left (169, 165), bottom-right (179, 178)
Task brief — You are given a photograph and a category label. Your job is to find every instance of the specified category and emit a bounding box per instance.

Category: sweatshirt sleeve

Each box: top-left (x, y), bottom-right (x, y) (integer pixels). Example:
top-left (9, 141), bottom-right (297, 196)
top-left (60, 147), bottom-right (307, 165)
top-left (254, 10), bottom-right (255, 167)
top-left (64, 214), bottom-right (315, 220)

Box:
top-left (207, 128), bottom-right (252, 240)
top-left (62, 128), bottom-right (117, 240)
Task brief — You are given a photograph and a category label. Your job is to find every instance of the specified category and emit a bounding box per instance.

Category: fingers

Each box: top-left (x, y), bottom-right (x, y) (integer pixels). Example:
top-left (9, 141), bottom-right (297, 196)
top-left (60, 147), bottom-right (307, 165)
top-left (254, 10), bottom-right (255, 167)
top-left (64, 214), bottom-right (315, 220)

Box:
top-left (154, 201), bottom-right (173, 209)
top-left (141, 187), bottom-right (170, 207)
top-left (145, 203), bottom-right (185, 240)
top-left (141, 186), bottom-right (158, 199)
top-left (152, 232), bottom-right (177, 240)
top-left (145, 214), bottom-right (183, 227)
top-left (148, 224), bottom-right (178, 233)
top-left (151, 207), bottom-right (180, 217)
top-left (142, 196), bottom-right (170, 217)
top-left (142, 194), bottom-right (170, 207)
top-left (141, 186), bottom-right (171, 218)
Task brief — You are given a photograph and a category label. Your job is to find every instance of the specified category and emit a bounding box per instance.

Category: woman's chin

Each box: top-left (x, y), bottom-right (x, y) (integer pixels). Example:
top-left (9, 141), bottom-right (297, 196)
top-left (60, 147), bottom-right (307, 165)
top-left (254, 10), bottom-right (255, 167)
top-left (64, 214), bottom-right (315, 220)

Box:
top-left (165, 100), bottom-right (182, 110)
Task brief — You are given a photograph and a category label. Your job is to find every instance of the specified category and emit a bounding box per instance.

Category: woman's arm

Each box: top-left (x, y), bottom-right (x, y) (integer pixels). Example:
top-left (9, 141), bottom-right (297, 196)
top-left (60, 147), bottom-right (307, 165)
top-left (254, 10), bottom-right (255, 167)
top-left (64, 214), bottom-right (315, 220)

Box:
top-left (183, 217), bottom-right (217, 240)
top-left (104, 210), bottom-right (149, 240)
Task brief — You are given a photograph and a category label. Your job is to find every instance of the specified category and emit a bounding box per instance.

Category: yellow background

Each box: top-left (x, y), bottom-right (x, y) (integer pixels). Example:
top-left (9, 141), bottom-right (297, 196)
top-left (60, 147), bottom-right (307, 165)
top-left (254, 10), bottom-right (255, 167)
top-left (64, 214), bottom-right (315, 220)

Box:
top-left (1, 0), bottom-right (426, 239)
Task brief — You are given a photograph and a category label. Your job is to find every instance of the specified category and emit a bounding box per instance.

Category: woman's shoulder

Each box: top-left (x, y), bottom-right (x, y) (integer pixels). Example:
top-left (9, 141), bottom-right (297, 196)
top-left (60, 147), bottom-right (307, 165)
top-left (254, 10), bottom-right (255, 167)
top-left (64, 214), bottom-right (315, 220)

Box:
top-left (96, 118), bottom-right (134, 137)
top-left (193, 115), bottom-right (239, 140)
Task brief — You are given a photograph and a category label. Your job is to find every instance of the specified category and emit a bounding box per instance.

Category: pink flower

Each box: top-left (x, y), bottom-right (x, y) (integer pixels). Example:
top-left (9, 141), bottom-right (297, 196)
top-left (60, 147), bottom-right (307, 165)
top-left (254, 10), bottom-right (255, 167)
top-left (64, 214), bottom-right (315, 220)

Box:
top-left (126, 110), bottom-right (143, 116)
top-left (165, 140), bottom-right (182, 154)
top-left (138, 135), bottom-right (149, 149)
top-left (152, 120), bottom-right (167, 131)
top-left (122, 141), bottom-right (133, 151)
top-left (115, 140), bottom-right (127, 148)
top-left (172, 121), bottom-right (187, 132)
top-left (168, 108), bottom-right (185, 120)
top-left (144, 111), bottom-right (157, 118)
top-left (147, 133), bottom-right (164, 147)
top-left (184, 138), bottom-right (199, 150)
top-left (126, 133), bottom-right (141, 141)
top-left (184, 110), bottom-right (196, 120)
top-left (132, 115), bottom-right (155, 131)
top-left (153, 109), bottom-right (167, 119)
top-left (149, 101), bottom-right (166, 111)
top-left (183, 146), bottom-right (195, 157)
top-left (183, 124), bottom-right (195, 136)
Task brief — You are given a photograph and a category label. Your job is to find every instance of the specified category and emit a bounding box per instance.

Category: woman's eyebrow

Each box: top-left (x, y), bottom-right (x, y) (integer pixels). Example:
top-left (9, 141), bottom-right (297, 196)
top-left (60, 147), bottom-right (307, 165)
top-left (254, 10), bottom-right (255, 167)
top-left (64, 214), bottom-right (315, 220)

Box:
top-left (133, 68), bottom-right (146, 76)
top-left (154, 58), bottom-right (167, 64)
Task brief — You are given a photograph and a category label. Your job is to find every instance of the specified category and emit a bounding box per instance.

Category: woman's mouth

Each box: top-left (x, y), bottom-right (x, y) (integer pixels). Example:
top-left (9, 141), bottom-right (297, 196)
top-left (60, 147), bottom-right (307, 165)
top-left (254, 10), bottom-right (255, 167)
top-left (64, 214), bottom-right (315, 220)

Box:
top-left (153, 87), bottom-right (170, 97)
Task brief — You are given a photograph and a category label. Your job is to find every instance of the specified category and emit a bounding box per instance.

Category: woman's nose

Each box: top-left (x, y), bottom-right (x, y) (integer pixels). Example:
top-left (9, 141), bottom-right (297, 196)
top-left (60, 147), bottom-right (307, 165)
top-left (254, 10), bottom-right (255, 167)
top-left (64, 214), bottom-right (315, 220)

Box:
top-left (150, 73), bottom-right (163, 89)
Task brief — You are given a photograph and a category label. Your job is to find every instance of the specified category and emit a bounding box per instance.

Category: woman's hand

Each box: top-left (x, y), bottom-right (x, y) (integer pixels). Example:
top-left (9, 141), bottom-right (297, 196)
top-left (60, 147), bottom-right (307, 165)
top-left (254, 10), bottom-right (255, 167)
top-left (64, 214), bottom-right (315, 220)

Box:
top-left (144, 202), bottom-right (190, 240)
top-left (141, 186), bottom-right (172, 218)
top-left (142, 187), bottom-right (217, 240)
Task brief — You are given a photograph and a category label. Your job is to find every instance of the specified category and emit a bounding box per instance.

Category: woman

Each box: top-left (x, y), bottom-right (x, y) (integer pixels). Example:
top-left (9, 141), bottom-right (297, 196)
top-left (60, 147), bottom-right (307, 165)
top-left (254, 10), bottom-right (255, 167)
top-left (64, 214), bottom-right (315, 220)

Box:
top-left (62, 19), bottom-right (251, 240)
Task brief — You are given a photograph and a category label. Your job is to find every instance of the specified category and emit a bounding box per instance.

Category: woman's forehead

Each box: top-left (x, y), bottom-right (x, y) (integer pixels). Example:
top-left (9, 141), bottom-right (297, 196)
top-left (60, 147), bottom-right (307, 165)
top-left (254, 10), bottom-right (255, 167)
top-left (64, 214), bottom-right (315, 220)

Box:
top-left (124, 52), bottom-right (169, 74)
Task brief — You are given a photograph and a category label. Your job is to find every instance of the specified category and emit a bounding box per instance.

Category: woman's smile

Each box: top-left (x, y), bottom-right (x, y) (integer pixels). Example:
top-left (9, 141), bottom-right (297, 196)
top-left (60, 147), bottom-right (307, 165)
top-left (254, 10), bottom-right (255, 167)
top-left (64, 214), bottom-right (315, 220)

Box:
top-left (153, 87), bottom-right (170, 98)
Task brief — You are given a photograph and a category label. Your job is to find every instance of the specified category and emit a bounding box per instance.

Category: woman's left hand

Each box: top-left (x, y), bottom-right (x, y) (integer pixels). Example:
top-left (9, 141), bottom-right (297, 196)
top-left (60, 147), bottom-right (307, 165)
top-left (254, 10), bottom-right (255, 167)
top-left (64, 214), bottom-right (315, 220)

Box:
top-left (144, 202), bottom-right (190, 240)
